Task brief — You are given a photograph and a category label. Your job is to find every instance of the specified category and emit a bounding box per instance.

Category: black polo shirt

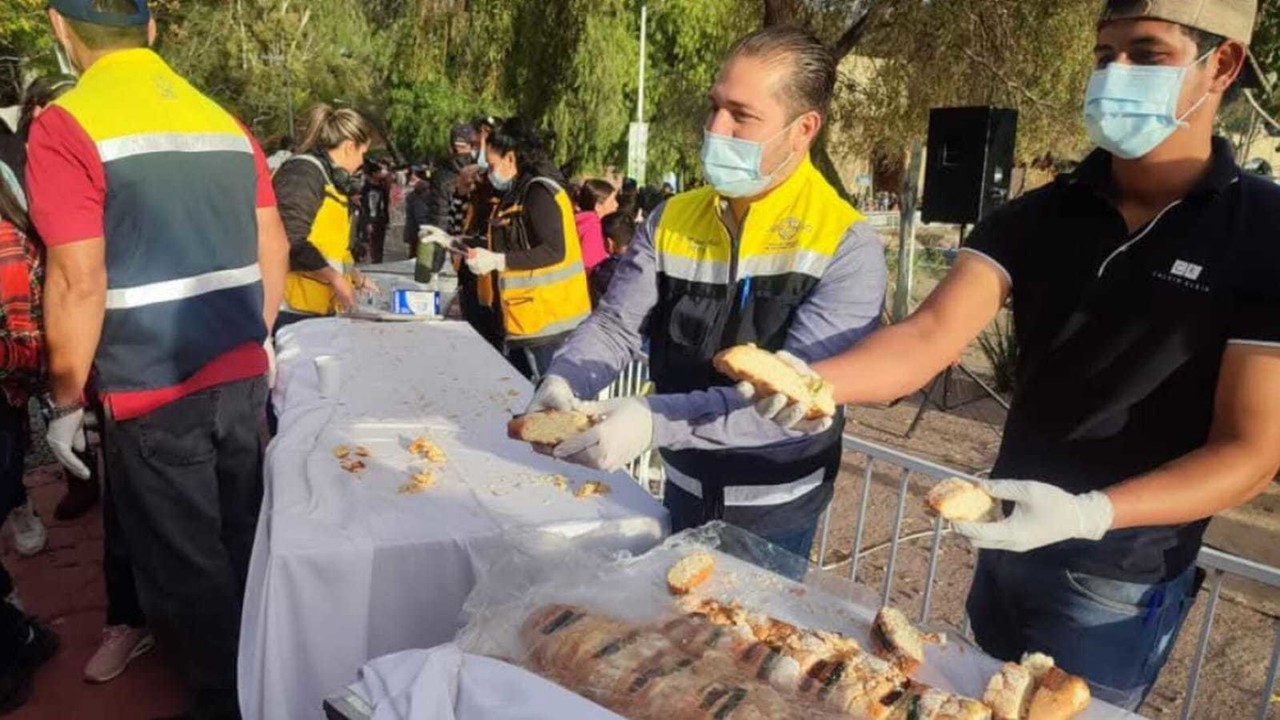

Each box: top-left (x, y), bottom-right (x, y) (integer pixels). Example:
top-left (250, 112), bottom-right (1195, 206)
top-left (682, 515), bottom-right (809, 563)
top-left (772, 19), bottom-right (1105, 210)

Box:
top-left (964, 138), bottom-right (1280, 583)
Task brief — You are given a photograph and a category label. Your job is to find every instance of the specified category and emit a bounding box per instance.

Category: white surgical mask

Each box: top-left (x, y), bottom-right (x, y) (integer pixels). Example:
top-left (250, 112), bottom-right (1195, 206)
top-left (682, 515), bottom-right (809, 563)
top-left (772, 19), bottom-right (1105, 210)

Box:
top-left (1083, 50), bottom-right (1214, 160)
top-left (699, 118), bottom-right (800, 198)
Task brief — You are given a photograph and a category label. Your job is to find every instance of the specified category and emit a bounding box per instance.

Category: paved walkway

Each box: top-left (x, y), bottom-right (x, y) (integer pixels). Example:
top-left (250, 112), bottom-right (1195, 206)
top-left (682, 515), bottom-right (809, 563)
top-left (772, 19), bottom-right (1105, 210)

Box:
top-left (5, 469), bottom-right (185, 719)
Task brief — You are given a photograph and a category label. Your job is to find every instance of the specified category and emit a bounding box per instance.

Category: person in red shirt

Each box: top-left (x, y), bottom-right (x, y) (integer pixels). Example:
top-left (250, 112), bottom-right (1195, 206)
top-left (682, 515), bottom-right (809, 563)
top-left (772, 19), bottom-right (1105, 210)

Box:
top-left (0, 169), bottom-right (59, 716)
top-left (25, 1), bottom-right (289, 716)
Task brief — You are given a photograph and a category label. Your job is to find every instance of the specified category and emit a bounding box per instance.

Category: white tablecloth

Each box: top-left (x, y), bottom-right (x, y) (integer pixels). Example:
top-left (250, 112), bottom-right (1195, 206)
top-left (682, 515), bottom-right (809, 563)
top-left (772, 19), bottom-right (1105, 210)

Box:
top-left (327, 643), bottom-right (625, 720)
top-left (239, 319), bottom-right (668, 720)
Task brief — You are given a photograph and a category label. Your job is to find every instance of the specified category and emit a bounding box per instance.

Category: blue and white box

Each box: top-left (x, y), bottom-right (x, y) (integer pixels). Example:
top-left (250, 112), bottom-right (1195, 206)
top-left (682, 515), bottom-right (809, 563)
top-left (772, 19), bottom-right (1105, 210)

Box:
top-left (391, 289), bottom-right (440, 317)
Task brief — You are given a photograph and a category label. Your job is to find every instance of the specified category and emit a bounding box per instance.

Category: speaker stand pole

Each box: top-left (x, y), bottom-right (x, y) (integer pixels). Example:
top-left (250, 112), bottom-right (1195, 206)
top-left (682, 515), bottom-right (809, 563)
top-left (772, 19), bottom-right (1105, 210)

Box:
top-left (892, 140), bottom-right (925, 322)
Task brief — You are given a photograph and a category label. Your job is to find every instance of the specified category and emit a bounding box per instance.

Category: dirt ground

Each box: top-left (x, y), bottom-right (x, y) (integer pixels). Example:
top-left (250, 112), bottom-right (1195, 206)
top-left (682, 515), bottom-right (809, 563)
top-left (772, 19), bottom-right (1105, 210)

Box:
top-left (829, 376), bottom-right (1280, 719)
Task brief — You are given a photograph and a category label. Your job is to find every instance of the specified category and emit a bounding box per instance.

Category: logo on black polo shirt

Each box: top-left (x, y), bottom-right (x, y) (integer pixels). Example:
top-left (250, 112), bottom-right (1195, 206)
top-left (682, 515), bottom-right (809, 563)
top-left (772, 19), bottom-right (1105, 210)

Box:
top-left (1152, 259), bottom-right (1210, 293)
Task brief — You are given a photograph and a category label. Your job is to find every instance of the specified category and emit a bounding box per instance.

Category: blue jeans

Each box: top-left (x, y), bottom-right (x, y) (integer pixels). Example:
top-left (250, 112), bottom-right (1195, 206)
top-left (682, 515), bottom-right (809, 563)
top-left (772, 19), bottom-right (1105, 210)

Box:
top-left (966, 549), bottom-right (1199, 710)
top-left (663, 480), bottom-right (829, 580)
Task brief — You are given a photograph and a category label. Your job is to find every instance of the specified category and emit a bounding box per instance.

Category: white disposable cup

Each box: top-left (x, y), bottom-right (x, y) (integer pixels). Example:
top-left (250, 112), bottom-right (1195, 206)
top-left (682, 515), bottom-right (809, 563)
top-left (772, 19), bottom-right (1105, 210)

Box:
top-left (314, 355), bottom-right (341, 398)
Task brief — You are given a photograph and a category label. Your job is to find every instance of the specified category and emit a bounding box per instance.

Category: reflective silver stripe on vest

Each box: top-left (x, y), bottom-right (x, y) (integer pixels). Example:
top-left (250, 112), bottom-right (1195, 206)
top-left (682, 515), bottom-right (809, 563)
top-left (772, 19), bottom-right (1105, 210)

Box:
top-left (498, 260), bottom-right (586, 291)
top-left (666, 463), bottom-right (825, 507)
top-left (658, 252), bottom-right (730, 285)
top-left (511, 311), bottom-right (591, 342)
top-left (105, 263), bottom-right (262, 310)
top-left (736, 249), bottom-right (832, 280)
top-left (97, 132), bottom-right (253, 163)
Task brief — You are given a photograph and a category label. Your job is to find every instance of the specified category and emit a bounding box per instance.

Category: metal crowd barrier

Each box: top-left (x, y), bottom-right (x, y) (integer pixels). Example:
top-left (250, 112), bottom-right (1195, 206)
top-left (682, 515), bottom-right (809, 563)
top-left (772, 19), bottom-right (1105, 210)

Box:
top-left (829, 435), bottom-right (1280, 720)
top-left (601, 358), bottom-right (1280, 717)
top-left (599, 358), bottom-right (664, 498)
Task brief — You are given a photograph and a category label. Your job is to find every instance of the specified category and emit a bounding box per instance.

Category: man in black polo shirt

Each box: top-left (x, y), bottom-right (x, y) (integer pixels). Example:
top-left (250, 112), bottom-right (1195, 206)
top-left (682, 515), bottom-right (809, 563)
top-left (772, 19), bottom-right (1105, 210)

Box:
top-left (746, 0), bottom-right (1280, 708)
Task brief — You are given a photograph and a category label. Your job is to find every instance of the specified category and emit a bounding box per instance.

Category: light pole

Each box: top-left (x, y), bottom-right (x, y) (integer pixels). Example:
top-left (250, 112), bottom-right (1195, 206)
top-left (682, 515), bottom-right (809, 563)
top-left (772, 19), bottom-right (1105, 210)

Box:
top-left (627, 3), bottom-right (650, 185)
top-left (637, 3), bottom-right (647, 125)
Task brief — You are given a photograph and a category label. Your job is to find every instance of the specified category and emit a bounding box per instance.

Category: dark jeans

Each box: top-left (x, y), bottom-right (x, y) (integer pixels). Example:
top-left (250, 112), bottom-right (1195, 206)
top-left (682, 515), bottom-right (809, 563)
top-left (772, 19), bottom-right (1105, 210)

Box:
top-left (366, 221), bottom-right (388, 264)
top-left (105, 377), bottom-right (267, 719)
top-left (98, 440), bottom-right (146, 628)
top-left (966, 549), bottom-right (1200, 710)
top-left (506, 342), bottom-right (561, 384)
top-left (663, 480), bottom-right (832, 579)
top-left (459, 282), bottom-right (503, 351)
top-left (0, 402), bottom-right (28, 659)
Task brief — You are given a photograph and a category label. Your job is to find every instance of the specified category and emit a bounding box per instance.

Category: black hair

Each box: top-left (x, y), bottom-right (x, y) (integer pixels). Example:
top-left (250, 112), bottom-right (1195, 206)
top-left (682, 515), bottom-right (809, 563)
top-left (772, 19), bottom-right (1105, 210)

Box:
top-left (601, 211), bottom-right (635, 249)
top-left (576, 179), bottom-right (616, 212)
top-left (64, 0), bottom-right (149, 51)
top-left (726, 26), bottom-right (837, 118)
top-left (19, 74), bottom-right (76, 134)
top-left (487, 117), bottom-right (558, 179)
top-left (615, 188), bottom-right (639, 221)
top-left (1183, 28), bottom-right (1228, 57)
top-left (0, 176), bottom-right (29, 235)
top-left (1182, 27), bottom-right (1241, 101)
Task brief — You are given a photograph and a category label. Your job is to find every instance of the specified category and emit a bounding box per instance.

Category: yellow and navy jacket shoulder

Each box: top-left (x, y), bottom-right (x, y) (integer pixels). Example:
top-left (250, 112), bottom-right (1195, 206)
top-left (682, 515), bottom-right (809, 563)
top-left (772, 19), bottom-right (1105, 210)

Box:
top-left (649, 158), bottom-right (863, 487)
top-left (964, 137), bottom-right (1280, 583)
top-left (40, 49), bottom-right (266, 401)
top-left (275, 153), bottom-right (355, 315)
top-left (492, 175), bottom-right (591, 347)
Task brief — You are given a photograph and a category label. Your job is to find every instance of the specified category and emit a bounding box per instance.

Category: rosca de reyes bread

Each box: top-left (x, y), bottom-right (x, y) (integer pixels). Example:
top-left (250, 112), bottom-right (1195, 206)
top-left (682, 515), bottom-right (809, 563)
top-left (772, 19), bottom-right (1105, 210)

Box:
top-left (925, 478), bottom-right (996, 522)
top-left (507, 410), bottom-right (594, 446)
top-left (712, 344), bottom-right (836, 421)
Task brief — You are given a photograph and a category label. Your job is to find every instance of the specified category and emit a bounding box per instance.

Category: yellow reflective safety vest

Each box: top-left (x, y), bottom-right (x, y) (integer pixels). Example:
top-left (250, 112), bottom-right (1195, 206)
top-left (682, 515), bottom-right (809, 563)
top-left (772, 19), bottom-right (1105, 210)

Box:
top-left (495, 177), bottom-right (592, 346)
top-left (280, 154), bottom-right (355, 315)
top-left (649, 156), bottom-right (862, 517)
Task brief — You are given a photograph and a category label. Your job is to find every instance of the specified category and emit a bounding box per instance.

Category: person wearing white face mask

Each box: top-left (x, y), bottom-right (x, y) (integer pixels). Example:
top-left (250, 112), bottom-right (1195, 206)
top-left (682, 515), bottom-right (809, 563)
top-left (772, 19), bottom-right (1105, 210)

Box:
top-left (525, 27), bottom-right (886, 563)
top-left (743, 0), bottom-right (1280, 707)
top-left (462, 118), bottom-right (592, 381)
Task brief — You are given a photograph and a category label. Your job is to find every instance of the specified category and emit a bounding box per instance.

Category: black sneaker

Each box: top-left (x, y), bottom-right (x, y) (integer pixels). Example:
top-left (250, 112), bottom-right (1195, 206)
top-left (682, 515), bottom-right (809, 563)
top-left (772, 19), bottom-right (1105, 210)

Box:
top-left (0, 619), bottom-right (59, 716)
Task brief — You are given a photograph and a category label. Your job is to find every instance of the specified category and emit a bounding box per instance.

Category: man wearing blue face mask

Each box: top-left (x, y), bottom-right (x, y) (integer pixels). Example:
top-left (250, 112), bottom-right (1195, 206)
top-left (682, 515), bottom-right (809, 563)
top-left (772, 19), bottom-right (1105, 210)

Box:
top-left (526, 27), bottom-right (887, 561)
top-left (745, 0), bottom-right (1280, 708)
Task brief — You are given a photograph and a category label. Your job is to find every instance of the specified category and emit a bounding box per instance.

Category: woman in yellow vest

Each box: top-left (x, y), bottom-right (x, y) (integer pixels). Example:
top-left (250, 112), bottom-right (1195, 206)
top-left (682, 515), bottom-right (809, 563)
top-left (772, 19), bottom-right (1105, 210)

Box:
top-left (463, 118), bottom-right (591, 381)
top-left (273, 103), bottom-right (376, 331)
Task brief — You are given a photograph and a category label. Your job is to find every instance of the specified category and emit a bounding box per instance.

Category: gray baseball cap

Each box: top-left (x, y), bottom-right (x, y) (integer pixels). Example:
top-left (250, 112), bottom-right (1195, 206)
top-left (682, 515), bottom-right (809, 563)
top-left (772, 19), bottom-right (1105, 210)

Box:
top-left (1099, 0), bottom-right (1269, 91)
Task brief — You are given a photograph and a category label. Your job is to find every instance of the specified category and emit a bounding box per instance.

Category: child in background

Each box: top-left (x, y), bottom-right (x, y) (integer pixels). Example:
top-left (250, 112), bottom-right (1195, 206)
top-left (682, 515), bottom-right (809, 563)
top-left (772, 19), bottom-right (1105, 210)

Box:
top-left (589, 211), bottom-right (634, 305)
top-left (573, 179), bottom-right (617, 272)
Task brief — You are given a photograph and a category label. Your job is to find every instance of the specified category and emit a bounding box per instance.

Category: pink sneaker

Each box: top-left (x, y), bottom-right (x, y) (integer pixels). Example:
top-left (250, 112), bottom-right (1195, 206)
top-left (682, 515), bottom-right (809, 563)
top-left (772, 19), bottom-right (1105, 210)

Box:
top-left (84, 625), bottom-right (155, 683)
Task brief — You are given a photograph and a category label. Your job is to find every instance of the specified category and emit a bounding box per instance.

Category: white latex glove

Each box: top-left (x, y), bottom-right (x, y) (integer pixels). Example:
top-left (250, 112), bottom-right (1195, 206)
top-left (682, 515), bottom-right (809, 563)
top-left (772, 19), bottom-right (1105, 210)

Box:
top-left (952, 480), bottom-right (1114, 553)
top-left (466, 248), bottom-right (506, 275)
top-left (734, 350), bottom-right (833, 434)
top-left (47, 407), bottom-right (91, 480)
top-left (264, 338), bottom-right (277, 389)
top-left (526, 375), bottom-right (577, 414)
top-left (418, 225), bottom-right (453, 247)
top-left (553, 397), bottom-right (653, 472)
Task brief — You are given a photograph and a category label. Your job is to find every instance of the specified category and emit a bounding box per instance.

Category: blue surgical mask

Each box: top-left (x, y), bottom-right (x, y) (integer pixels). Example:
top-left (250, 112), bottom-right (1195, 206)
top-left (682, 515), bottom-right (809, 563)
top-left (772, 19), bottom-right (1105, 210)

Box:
top-left (477, 152), bottom-right (490, 171)
top-left (490, 164), bottom-right (513, 191)
top-left (699, 119), bottom-right (799, 198)
top-left (1083, 51), bottom-right (1213, 160)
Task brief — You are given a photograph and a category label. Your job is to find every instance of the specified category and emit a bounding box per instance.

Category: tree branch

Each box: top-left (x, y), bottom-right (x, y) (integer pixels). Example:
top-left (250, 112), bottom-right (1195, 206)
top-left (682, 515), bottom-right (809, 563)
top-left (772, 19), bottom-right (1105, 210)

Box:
top-left (959, 46), bottom-right (1050, 110)
top-left (831, 2), bottom-right (878, 60)
top-left (763, 0), bottom-right (792, 28)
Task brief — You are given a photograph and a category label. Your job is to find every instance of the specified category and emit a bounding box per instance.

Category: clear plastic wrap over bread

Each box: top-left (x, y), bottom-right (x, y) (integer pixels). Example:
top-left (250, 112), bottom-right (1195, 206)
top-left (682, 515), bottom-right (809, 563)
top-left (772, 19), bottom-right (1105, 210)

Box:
top-left (456, 524), bottom-right (1127, 720)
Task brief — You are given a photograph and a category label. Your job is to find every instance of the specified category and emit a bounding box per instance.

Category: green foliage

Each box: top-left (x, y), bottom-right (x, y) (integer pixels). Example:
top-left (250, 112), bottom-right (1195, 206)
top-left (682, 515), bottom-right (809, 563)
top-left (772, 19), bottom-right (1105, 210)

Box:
top-left (386, 78), bottom-right (496, 160)
top-left (644, 0), bottom-right (757, 181)
top-left (505, 0), bottom-right (639, 172)
top-left (1255, 0), bottom-right (1280, 115)
top-left (158, 0), bottom-right (393, 148)
top-left (0, 0), bottom-right (57, 105)
top-left (977, 313), bottom-right (1019, 396)
top-left (835, 0), bottom-right (1097, 167)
